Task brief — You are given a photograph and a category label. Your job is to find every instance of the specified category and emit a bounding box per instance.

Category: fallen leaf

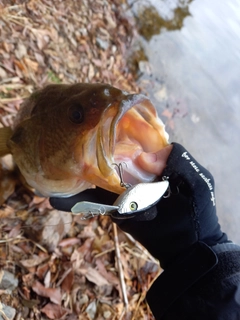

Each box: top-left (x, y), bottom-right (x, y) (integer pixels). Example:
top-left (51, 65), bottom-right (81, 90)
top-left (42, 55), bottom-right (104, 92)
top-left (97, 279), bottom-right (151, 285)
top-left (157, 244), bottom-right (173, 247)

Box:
top-left (14, 43), bottom-right (27, 60)
top-left (8, 223), bottom-right (22, 239)
top-left (95, 259), bottom-right (119, 286)
top-left (61, 269), bottom-right (74, 293)
top-left (58, 237), bottom-right (80, 247)
top-left (23, 57), bottom-right (39, 72)
top-left (79, 267), bottom-right (110, 287)
top-left (20, 255), bottom-right (49, 268)
top-left (32, 280), bottom-right (62, 305)
top-left (36, 263), bottom-right (49, 280)
top-left (41, 303), bottom-right (68, 319)
top-left (14, 59), bottom-right (26, 72)
top-left (78, 225), bottom-right (96, 238)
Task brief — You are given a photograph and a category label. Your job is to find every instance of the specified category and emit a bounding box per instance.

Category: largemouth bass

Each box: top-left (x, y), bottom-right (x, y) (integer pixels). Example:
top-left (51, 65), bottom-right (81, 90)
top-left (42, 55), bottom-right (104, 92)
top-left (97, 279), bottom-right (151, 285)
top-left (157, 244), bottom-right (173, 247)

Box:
top-left (0, 83), bottom-right (169, 197)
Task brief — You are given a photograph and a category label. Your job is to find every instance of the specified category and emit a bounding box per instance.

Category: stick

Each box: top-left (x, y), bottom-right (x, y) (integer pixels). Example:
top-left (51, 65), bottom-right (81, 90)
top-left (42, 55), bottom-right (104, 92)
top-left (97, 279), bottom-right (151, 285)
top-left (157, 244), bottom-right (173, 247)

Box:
top-left (124, 232), bottom-right (158, 263)
top-left (112, 222), bottom-right (128, 308)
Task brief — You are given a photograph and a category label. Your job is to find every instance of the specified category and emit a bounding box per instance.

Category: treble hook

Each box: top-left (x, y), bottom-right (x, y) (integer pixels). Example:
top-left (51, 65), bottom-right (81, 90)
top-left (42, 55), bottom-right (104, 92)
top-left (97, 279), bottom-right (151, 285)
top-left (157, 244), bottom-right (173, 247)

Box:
top-left (162, 175), bottom-right (179, 198)
top-left (112, 162), bottom-right (132, 189)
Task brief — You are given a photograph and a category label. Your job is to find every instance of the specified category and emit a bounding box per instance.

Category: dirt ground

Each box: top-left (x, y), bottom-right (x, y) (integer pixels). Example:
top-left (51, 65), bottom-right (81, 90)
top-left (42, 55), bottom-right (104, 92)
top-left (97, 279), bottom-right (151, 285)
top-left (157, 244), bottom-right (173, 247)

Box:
top-left (0, 1), bottom-right (159, 319)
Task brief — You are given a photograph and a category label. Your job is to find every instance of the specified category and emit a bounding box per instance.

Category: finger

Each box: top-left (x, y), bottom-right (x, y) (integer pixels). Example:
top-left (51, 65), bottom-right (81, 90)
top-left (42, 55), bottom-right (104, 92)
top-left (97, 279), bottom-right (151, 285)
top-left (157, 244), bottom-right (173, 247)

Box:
top-left (136, 145), bottom-right (173, 175)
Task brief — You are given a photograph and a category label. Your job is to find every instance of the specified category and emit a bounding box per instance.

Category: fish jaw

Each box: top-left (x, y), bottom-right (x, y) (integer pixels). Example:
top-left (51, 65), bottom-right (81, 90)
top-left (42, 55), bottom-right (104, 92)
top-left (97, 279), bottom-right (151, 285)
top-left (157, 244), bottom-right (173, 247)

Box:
top-left (77, 94), bottom-right (169, 194)
top-left (112, 96), bottom-right (169, 186)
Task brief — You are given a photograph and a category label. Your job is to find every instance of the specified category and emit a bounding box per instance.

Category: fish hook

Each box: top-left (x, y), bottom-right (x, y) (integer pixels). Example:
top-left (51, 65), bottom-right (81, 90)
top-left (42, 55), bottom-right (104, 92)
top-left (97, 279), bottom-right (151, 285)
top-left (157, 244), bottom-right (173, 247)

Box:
top-left (112, 162), bottom-right (132, 189)
top-left (162, 175), bottom-right (179, 198)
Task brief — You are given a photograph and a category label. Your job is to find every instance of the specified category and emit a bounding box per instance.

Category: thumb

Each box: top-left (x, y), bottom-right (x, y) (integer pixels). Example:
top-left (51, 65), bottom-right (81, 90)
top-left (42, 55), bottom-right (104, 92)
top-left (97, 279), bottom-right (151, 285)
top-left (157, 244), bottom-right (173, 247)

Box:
top-left (136, 145), bottom-right (173, 175)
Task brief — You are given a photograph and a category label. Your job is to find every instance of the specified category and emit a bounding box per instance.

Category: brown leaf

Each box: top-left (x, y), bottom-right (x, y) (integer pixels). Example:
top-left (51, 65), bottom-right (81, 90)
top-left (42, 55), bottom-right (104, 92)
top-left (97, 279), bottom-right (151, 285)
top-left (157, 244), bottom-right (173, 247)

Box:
top-left (8, 223), bottom-right (22, 239)
top-left (26, 210), bottom-right (72, 251)
top-left (92, 59), bottom-right (102, 67)
top-left (0, 67), bottom-right (7, 79)
top-left (41, 303), bottom-right (68, 319)
top-left (36, 263), bottom-right (49, 280)
top-left (14, 59), bottom-right (26, 72)
top-left (32, 280), bottom-right (62, 304)
top-left (15, 43), bottom-right (27, 60)
top-left (23, 57), bottom-right (39, 72)
top-left (34, 52), bottom-right (45, 66)
top-left (95, 259), bottom-right (119, 286)
top-left (20, 255), bottom-right (49, 268)
top-left (78, 225), bottom-right (95, 238)
top-left (61, 269), bottom-right (74, 293)
top-left (71, 249), bottom-right (84, 270)
top-left (79, 267), bottom-right (110, 287)
top-left (58, 237), bottom-right (80, 247)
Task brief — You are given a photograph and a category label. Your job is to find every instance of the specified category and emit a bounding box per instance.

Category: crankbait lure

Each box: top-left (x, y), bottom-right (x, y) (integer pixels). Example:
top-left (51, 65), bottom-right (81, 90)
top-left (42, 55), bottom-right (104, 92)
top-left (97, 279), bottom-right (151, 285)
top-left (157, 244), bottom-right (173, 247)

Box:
top-left (71, 180), bottom-right (169, 219)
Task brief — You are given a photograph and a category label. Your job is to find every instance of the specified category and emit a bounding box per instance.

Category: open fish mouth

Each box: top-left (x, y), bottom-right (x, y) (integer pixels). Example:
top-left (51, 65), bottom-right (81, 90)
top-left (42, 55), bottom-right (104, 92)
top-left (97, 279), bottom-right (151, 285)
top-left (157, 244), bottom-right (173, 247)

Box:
top-left (4, 83), bottom-right (168, 198)
top-left (96, 93), bottom-right (169, 192)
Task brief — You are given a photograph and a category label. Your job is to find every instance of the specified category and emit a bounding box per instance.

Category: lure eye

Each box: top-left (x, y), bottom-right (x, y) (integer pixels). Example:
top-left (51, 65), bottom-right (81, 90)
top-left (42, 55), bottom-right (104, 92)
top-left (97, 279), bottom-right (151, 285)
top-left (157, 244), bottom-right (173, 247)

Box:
top-left (68, 104), bottom-right (84, 124)
top-left (129, 201), bottom-right (138, 211)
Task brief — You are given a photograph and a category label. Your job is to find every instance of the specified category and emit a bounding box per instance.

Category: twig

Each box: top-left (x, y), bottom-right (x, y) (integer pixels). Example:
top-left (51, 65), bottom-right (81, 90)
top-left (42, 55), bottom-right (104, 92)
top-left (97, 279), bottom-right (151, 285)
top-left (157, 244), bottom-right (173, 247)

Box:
top-left (112, 222), bottom-right (128, 308)
top-left (132, 290), bottom-right (147, 320)
top-left (124, 232), bottom-right (158, 263)
top-left (94, 242), bottom-right (126, 258)
top-left (0, 234), bottom-right (24, 243)
top-left (56, 267), bottom-right (72, 286)
top-left (118, 306), bottom-right (128, 320)
top-left (124, 246), bottom-right (157, 263)
top-left (0, 97), bottom-right (28, 105)
top-left (0, 235), bottom-right (48, 253)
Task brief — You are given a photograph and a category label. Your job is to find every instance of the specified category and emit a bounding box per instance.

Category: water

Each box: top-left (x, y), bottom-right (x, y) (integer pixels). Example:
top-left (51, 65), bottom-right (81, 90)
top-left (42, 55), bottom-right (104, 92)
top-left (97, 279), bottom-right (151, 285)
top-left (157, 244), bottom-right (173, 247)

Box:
top-left (129, 0), bottom-right (240, 243)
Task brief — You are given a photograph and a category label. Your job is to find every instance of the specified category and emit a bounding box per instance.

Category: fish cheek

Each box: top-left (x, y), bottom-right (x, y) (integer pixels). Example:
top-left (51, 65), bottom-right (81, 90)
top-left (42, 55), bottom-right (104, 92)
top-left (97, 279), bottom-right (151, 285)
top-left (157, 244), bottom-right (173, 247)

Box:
top-left (8, 123), bottom-right (40, 175)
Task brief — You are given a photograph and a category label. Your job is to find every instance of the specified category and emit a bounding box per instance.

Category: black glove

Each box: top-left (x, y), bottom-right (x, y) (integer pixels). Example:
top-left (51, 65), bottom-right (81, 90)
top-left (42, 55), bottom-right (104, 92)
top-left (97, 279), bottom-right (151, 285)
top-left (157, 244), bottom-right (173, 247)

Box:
top-left (50, 143), bottom-right (228, 269)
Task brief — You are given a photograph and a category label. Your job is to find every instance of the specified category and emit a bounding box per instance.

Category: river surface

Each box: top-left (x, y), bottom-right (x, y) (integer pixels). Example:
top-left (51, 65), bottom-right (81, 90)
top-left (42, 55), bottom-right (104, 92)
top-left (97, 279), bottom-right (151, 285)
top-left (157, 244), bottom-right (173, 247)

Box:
top-left (128, 0), bottom-right (240, 243)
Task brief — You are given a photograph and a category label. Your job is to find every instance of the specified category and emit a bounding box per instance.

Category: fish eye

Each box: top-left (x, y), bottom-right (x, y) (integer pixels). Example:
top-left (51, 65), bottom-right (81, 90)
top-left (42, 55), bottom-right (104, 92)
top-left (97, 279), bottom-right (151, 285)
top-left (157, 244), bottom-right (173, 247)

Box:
top-left (68, 104), bottom-right (84, 124)
top-left (129, 201), bottom-right (138, 211)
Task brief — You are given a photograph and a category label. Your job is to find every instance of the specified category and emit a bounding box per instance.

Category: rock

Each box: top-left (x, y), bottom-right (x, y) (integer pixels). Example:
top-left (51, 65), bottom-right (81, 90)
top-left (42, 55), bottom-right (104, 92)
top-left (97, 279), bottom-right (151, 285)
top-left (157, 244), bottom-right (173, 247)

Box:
top-left (0, 303), bottom-right (16, 320)
top-left (0, 270), bottom-right (18, 291)
top-left (96, 37), bottom-right (109, 50)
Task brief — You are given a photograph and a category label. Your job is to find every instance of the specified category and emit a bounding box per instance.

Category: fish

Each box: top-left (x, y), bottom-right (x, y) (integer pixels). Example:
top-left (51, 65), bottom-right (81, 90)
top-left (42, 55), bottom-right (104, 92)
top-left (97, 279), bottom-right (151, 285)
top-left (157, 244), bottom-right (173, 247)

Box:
top-left (0, 83), bottom-right (169, 197)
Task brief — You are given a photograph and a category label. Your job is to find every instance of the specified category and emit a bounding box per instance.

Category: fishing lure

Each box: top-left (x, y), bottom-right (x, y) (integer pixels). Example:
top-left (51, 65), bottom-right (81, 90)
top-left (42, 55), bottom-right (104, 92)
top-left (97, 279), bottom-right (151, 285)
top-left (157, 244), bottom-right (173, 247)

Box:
top-left (71, 179), bottom-right (169, 220)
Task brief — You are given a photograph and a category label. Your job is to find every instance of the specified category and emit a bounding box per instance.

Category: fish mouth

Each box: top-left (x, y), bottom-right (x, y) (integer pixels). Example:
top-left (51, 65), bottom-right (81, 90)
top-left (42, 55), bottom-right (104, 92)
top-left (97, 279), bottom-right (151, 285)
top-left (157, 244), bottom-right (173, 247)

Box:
top-left (96, 94), bottom-right (169, 193)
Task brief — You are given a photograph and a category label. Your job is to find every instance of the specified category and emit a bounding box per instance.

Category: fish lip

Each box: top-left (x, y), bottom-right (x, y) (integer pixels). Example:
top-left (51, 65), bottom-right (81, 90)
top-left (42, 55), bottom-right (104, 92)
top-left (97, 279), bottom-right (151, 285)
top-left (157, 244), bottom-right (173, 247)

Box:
top-left (109, 93), bottom-right (150, 148)
top-left (96, 93), bottom-right (153, 185)
top-left (100, 93), bottom-right (149, 159)
top-left (100, 92), bottom-right (169, 189)
top-left (95, 91), bottom-right (169, 193)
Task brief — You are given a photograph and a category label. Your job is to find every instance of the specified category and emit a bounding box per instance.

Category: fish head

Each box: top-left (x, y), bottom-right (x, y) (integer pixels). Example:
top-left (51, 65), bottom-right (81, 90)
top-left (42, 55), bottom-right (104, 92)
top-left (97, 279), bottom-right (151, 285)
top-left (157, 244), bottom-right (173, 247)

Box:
top-left (8, 83), bottom-right (169, 197)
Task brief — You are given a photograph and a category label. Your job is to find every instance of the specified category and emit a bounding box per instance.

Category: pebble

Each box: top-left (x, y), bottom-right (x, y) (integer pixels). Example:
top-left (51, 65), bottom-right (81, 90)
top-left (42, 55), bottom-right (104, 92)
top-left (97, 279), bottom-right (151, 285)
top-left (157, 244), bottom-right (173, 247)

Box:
top-left (0, 270), bottom-right (18, 291)
top-left (96, 37), bottom-right (109, 50)
top-left (0, 303), bottom-right (16, 320)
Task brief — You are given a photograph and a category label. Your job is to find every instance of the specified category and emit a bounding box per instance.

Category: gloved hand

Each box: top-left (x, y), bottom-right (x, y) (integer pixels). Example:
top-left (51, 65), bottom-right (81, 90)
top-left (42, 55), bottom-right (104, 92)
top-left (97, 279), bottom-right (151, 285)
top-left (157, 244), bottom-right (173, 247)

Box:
top-left (50, 143), bottom-right (228, 269)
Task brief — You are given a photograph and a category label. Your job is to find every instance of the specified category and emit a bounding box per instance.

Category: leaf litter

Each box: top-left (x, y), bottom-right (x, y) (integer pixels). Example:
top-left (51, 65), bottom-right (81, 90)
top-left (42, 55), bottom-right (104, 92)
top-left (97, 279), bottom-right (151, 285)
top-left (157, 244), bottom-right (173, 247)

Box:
top-left (0, 0), bottom-right (161, 319)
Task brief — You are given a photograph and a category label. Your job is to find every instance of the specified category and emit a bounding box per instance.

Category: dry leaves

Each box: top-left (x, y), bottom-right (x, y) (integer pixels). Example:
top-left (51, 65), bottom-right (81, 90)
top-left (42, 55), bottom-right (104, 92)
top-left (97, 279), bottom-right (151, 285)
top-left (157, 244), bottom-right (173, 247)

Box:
top-left (0, 183), bottom-right (159, 319)
top-left (0, 0), bottom-right (159, 319)
top-left (0, 0), bottom-right (140, 127)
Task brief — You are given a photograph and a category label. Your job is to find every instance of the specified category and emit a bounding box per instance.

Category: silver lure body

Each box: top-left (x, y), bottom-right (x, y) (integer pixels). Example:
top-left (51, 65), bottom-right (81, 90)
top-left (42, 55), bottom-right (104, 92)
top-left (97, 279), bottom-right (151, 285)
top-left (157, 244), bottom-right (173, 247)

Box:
top-left (71, 180), bottom-right (169, 219)
top-left (113, 180), bottom-right (169, 214)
